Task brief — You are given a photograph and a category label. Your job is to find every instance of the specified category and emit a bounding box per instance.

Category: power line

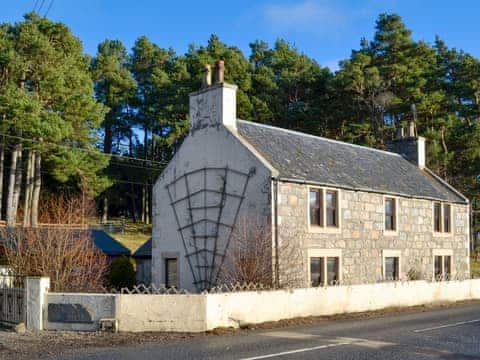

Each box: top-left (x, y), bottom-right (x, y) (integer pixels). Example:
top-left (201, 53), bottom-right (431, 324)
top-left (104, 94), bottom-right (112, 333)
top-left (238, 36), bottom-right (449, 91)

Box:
top-left (0, 133), bottom-right (169, 168)
top-left (33, 0), bottom-right (40, 12)
top-left (44, 0), bottom-right (54, 17)
top-left (37, 0), bottom-right (46, 13)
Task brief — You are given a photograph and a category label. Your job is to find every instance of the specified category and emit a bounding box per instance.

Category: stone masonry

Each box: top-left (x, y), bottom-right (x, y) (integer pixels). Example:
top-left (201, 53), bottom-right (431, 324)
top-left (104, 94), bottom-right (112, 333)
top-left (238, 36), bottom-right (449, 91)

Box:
top-left (276, 181), bottom-right (470, 287)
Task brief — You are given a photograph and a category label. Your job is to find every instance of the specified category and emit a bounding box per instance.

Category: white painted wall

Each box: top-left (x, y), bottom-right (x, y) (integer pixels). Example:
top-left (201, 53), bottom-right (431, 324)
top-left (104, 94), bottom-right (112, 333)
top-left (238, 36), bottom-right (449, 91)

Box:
top-left (206, 279), bottom-right (480, 329)
top-left (116, 294), bottom-right (207, 332)
top-left (45, 293), bottom-right (116, 331)
top-left (152, 85), bottom-right (273, 292)
top-left (44, 279), bottom-right (480, 332)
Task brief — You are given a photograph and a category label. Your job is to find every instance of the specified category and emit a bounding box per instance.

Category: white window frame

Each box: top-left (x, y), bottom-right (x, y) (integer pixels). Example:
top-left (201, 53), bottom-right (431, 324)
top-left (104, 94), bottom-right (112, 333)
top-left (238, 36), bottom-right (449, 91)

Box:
top-left (432, 249), bottom-right (453, 281)
top-left (432, 202), bottom-right (454, 236)
top-left (307, 249), bottom-right (342, 287)
top-left (382, 250), bottom-right (402, 281)
top-left (307, 186), bottom-right (341, 233)
top-left (383, 196), bottom-right (399, 235)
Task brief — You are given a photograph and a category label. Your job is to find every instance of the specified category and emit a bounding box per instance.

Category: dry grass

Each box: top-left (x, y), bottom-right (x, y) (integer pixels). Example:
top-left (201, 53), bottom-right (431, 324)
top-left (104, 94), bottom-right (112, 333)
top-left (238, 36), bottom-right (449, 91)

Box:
top-left (471, 258), bottom-right (480, 278)
top-left (107, 221), bottom-right (152, 253)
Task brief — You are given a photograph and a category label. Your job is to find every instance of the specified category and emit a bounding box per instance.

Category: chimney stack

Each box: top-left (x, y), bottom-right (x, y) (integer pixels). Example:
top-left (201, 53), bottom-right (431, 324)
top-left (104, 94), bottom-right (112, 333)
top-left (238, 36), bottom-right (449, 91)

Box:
top-left (387, 122), bottom-right (425, 169)
top-left (189, 60), bottom-right (237, 132)
top-left (214, 60), bottom-right (225, 84)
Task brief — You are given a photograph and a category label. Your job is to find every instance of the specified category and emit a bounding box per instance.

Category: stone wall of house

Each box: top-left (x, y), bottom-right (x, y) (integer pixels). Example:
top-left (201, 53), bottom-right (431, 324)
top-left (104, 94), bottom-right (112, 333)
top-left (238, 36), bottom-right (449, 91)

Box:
top-left (276, 181), bottom-right (470, 287)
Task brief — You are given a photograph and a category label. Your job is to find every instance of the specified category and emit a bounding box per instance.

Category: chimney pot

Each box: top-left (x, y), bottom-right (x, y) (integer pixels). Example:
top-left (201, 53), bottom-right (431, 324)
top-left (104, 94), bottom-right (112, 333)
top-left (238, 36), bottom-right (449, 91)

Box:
top-left (201, 64), bottom-right (212, 88)
top-left (215, 60), bottom-right (225, 84)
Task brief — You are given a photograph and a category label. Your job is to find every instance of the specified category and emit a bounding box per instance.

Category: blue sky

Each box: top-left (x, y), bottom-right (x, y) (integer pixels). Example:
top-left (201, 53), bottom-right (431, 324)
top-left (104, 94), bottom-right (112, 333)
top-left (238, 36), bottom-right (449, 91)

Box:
top-left (2, 1), bottom-right (480, 70)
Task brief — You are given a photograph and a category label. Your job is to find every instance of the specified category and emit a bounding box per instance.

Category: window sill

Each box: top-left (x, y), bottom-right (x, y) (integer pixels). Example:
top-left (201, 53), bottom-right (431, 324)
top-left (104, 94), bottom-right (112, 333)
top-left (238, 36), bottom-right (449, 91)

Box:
top-left (383, 230), bottom-right (398, 236)
top-left (433, 232), bottom-right (453, 238)
top-left (308, 225), bottom-right (341, 234)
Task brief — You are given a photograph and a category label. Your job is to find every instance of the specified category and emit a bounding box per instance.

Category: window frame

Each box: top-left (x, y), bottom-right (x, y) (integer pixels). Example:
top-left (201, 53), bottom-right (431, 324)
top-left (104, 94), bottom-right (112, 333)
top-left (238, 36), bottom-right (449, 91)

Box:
top-left (325, 190), bottom-right (339, 228)
top-left (382, 250), bottom-right (402, 281)
top-left (307, 186), bottom-right (341, 233)
top-left (309, 188), bottom-right (323, 227)
top-left (433, 202), bottom-right (453, 235)
top-left (432, 249), bottom-right (453, 281)
top-left (162, 251), bottom-right (180, 288)
top-left (307, 249), bottom-right (342, 287)
top-left (383, 196), bottom-right (398, 234)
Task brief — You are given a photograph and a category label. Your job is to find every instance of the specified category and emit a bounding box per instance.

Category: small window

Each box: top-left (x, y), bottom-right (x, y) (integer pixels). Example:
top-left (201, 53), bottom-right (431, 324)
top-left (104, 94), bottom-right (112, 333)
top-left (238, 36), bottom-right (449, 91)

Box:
top-left (309, 189), bottom-right (322, 226)
top-left (434, 203), bottom-right (441, 232)
top-left (326, 190), bottom-right (338, 227)
top-left (165, 258), bottom-right (178, 288)
top-left (434, 254), bottom-right (452, 280)
top-left (443, 204), bottom-right (451, 233)
top-left (310, 256), bottom-right (340, 286)
top-left (385, 198), bottom-right (396, 231)
top-left (384, 257), bottom-right (399, 280)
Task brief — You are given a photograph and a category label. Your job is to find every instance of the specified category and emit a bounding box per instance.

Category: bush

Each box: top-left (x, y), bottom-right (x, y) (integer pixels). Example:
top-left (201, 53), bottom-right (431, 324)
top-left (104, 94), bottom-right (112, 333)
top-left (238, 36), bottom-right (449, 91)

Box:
top-left (407, 268), bottom-right (421, 281)
top-left (107, 256), bottom-right (136, 289)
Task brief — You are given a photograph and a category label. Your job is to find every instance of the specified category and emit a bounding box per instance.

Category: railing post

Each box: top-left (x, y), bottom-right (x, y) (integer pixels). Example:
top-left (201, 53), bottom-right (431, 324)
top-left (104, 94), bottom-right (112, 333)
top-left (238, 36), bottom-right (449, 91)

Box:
top-left (25, 277), bottom-right (50, 331)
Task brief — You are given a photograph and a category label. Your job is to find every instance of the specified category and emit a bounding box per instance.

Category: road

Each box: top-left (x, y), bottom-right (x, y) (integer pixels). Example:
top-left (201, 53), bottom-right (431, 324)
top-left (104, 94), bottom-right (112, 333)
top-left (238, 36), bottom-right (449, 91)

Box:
top-left (62, 303), bottom-right (480, 360)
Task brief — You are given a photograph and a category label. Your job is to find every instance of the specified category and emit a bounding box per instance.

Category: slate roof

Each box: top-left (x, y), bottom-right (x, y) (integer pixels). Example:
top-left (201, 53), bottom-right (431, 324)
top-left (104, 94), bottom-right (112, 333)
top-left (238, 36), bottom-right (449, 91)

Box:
top-left (133, 238), bottom-right (152, 258)
top-left (91, 230), bottom-right (130, 256)
top-left (237, 120), bottom-right (467, 204)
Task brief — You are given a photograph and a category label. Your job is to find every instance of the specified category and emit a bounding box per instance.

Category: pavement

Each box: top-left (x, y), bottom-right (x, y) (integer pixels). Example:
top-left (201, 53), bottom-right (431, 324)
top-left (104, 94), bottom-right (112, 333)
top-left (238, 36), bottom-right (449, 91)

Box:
top-left (59, 303), bottom-right (480, 360)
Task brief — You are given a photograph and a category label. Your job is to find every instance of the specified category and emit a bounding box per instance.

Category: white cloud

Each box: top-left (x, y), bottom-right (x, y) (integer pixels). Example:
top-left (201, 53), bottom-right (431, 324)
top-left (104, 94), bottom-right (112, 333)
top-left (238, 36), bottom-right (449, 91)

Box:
top-left (263, 1), bottom-right (346, 35)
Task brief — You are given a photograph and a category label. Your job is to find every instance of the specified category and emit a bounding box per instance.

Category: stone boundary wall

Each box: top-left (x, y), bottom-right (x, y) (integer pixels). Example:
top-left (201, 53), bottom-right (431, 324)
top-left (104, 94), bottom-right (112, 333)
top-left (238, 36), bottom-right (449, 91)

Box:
top-left (43, 279), bottom-right (480, 332)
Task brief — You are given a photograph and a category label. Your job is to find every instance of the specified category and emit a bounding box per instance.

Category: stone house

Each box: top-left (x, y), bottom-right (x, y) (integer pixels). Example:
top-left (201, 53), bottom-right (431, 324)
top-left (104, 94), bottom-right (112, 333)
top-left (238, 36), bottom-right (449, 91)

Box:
top-left (152, 62), bottom-right (470, 292)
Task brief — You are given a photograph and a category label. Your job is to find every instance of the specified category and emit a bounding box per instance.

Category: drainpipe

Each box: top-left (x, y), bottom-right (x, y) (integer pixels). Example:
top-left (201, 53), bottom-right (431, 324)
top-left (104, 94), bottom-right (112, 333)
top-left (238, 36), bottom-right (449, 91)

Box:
top-left (273, 178), bottom-right (280, 288)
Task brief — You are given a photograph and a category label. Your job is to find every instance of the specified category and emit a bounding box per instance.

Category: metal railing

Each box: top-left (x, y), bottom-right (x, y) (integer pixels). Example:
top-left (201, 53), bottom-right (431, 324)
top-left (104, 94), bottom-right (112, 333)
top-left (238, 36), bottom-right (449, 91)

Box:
top-left (0, 275), bottom-right (25, 324)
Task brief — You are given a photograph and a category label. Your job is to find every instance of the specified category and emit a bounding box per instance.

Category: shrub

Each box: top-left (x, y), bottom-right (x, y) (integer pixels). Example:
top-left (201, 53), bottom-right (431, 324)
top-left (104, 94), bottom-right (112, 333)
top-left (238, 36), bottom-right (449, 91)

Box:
top-left (107, 256), bottom-right (136, 289)
top-left (407, 268), bottom-right (421, 281)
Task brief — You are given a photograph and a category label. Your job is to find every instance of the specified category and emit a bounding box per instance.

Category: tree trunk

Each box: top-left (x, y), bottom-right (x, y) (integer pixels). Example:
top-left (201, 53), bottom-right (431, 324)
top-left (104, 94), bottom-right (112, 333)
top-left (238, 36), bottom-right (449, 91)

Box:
top-left (141, 185), bottom-right (146, 223)
top-left (104, 122), bottom-right (113, 154)
top-left (129, 184), bottom-right (137, 223)
top-left (31, 151), bottom-right (42, 227)
top-left (0, 139), bottom-right (5, 220)
top-left (11, 144), bottom-right (23, 227)
top-left (145, 184), bottom-right (150, 225)
top-left (22, 150), bottom-right (34, 227)
top-left (6, 144), bottom-right (21, 227)
top-left (102, 196), bottom-right (108, 224)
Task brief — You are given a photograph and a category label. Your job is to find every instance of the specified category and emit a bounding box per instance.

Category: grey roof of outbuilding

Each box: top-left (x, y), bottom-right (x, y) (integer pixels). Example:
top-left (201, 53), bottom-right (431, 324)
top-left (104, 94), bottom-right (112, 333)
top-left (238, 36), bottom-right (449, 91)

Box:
top-left (237, 120), bottom-right (467, 204)
top-left (133, 238), bottom-right (152, 258)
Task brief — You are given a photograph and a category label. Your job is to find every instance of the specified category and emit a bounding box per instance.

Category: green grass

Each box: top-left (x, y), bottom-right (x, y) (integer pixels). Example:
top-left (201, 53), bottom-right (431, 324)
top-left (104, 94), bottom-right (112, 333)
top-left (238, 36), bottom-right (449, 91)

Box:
top-left (103, 220), bottom-right (152, 253)
top-left (471, 258), bottom-right (480, 278)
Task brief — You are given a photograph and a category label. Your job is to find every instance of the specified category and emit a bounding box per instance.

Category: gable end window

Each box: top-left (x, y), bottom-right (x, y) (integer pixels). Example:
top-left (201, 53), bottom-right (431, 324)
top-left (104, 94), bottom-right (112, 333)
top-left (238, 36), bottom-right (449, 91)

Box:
top-left (309, 188), bottom-right (339, 229)
top-left (384, 197), bottom-right (396, 231)
top-left (434, 203), bottom-right (452, 234)
top-left (165, 258), bottom-right (178, 288)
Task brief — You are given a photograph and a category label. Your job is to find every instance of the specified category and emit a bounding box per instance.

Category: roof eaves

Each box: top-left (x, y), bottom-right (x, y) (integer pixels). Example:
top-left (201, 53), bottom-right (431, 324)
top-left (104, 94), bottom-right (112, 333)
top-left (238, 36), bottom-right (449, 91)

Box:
top-left (423, 167), bottom-right (469, 204)
top-left (275, 176), bottom-right (468, 205)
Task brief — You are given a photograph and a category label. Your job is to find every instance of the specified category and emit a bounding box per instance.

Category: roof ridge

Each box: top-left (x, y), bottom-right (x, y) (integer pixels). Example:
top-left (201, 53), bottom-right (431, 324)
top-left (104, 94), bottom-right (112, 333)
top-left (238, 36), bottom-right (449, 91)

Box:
top-left (236, 119), bottom-right (401, 157)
